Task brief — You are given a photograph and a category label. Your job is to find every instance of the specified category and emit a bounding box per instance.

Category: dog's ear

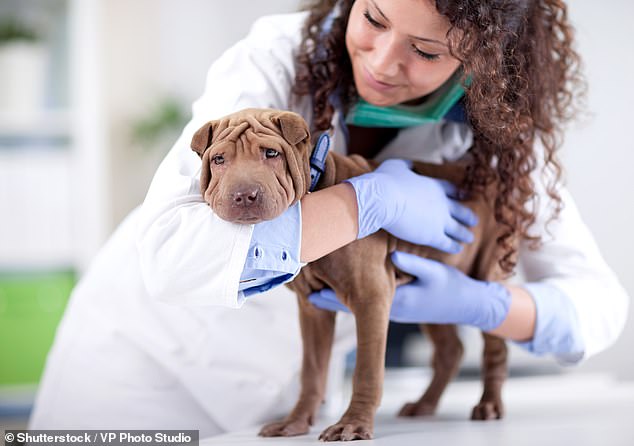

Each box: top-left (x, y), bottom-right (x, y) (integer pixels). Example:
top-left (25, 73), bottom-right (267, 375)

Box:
top-left (273, 111), bottom-right (312, 203)
top-left (191, 121), bottom-right (217, 157)
top-left (275, 111), bottom-right (309, 146)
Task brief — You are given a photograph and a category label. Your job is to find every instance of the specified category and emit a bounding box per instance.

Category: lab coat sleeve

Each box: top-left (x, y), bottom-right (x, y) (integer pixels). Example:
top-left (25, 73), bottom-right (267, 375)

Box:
top-left (135, 15), bottom-right (303, 308)
top-left (515, 164), bottom-right (630, 363)
top-left (239, 202), bottom-right (304, 297)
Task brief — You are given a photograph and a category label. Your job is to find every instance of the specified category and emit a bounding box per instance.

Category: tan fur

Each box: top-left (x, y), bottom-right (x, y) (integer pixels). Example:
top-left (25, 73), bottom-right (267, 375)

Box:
top-left (192, 109), bottom-right (513, 441)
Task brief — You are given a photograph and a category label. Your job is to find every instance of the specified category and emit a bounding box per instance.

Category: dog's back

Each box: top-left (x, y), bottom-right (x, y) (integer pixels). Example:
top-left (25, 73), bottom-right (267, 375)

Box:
top-left (293, 151), bottom-right (506, 290)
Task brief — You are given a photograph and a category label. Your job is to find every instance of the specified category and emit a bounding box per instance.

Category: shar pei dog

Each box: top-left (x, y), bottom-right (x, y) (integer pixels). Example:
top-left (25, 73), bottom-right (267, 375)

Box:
top-left (191, 108), bottom-right (512, 441)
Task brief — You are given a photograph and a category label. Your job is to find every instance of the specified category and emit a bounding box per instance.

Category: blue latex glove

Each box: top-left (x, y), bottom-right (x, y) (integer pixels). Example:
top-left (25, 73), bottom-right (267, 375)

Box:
top-left (308, 251), bottom-right (512, 331)
top-left (345, 159), bottom-right (477, 254)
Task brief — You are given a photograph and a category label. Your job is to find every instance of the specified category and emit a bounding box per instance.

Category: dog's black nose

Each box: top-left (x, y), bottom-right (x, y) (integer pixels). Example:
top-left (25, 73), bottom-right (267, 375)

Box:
top-left (232, 186), bottom-right (260, 207)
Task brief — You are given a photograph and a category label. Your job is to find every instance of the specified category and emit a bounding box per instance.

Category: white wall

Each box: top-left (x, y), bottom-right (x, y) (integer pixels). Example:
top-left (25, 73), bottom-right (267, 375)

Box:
top-left (99, 1), bottom-right (634, 378)
top-left (102, 0), bottom-right (301, 226)
top-left (562, 1), bottom-right (634, 379)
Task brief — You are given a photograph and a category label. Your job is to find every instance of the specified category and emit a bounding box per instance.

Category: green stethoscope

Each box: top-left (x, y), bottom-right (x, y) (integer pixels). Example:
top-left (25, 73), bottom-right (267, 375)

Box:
top-left (310, 71), bottom-right (468, 191)
top-left (345, 69), bottom-right (468, 128)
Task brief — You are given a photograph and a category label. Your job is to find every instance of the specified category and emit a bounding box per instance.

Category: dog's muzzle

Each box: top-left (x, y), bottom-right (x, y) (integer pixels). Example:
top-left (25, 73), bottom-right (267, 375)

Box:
top-left (232, 185), bottom-right (261, 207)
top-left (221, 183), bottom-right (267, 223)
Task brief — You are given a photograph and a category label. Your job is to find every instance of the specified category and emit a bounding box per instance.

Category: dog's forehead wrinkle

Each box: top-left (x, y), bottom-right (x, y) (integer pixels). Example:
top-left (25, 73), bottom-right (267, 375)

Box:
top-left (211, 116), bottom-right (286, 156)
top-left (246, 132), bottom-right (285, 150)
top-left (236, 136), bottom-right (257, 158)
top-left (241, 113), bottom-right (284, 138)
top-left (244, 114), bottom-right (269, 132)
top-left (211, 121), bottom-right (233, 143)
top-left (237, 132), bottom-right (261, 156)
top-left (212, 121), bottom-right (249, 144)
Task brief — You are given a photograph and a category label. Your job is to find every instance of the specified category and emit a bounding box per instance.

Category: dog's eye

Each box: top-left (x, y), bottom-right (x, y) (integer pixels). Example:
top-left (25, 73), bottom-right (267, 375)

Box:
top-left (265, 148), bottom-right (280, 159)
top-left (212, 154), bottom-right (225, 165)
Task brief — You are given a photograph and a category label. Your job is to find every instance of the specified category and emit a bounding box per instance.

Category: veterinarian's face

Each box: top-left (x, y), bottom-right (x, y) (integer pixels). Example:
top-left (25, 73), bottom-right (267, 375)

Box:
top-left (346, 0), bottom-right (461, 107)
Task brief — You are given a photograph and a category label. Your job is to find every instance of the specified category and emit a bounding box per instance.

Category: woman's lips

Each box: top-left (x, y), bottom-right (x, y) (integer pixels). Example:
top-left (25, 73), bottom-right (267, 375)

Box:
top-left (362, 66), bottom-right (398, 92)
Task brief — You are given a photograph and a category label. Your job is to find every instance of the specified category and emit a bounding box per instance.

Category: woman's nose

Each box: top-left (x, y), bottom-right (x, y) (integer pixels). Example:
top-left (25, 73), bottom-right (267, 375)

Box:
top-left (367, 34), bottom-right (402, 79)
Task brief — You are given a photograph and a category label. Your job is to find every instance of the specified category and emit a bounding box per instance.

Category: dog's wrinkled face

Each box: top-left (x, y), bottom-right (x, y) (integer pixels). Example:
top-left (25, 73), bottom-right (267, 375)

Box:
top-left (191, 108), bottom-right (312, 224)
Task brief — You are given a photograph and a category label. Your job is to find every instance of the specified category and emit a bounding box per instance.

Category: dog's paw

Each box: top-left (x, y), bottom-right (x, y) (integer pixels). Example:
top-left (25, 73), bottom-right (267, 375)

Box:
top-left (470, 400), bottom-right (504, 420)
top-left (397, 400), bottom-right (437, 417)
top-left (318, 420), bottom-right (373, 442)
top-left (258, 418), bottom-right (311, 437)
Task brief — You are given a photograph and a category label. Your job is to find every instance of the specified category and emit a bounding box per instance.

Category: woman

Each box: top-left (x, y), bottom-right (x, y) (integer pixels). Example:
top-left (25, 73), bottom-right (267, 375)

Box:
top-left (30, 0), bottom-right (629, 436)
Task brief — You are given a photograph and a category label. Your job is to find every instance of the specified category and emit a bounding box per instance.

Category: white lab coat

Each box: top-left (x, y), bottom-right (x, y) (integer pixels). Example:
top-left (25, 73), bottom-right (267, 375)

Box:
top-left (30, 12), bottom-right (629, 434)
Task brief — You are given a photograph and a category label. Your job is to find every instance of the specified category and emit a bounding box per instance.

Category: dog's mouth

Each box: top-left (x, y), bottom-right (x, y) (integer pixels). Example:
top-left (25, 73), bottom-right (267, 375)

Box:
top-left (215, 196), bottom-right (281, 224)
top-left (210, 181), bottom-right (287, 224)
top-left (234, 215), bottom-right (263, 224)
top-left (216, 206), bottom-right (267, 224)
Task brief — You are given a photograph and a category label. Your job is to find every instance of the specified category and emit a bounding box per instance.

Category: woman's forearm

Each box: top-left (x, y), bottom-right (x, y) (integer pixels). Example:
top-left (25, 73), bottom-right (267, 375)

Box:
top-left (300, 183), bottom-right (359, 263)
top-left (488, 285), bottom-right (537, 341)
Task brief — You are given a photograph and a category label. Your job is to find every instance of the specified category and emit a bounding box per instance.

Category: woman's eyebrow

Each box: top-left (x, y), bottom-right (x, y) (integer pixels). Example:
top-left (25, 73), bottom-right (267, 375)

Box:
top-left (369, 0), bottom-right (448, 48)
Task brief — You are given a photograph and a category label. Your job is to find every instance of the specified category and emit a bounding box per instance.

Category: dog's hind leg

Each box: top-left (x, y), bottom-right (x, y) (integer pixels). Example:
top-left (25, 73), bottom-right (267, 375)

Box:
top-left (259, 295), bottom-right (336, 437)
top-left (468, 222), bottom-right (512, 421)
top-left (471, 332), bottom-right (508, 420)
top-left (398, 324), bottom-right (464, 417)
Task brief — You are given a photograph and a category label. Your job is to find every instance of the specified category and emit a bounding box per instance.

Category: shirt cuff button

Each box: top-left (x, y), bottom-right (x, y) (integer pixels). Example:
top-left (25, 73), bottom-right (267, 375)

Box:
top-left (281, 251), bottom-right (288, 261)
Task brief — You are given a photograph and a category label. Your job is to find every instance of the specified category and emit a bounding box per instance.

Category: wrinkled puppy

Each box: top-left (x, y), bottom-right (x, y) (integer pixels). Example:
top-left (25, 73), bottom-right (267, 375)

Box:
top-left (192, 108), bottom-right (512, 442)
top-left (191, 109), bottom-right (311, 223)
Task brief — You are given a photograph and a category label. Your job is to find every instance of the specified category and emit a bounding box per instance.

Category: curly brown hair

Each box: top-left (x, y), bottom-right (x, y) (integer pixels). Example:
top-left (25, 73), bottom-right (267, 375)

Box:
top-left (294, 0), bottom-right (585, 272)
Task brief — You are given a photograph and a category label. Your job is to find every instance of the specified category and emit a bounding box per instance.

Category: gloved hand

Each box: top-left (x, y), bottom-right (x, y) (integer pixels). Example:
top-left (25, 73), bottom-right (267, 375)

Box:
top-left (308, 251), bottom-right (512, 331)
top-left (345, 159), bottom-right (477, 254)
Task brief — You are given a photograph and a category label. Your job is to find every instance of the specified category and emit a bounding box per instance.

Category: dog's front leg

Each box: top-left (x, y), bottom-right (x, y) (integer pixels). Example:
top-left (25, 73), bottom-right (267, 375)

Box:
top-left (259, 296), bottom-right (336, 437)
top-left (318, 288), bottom-right (391, 441)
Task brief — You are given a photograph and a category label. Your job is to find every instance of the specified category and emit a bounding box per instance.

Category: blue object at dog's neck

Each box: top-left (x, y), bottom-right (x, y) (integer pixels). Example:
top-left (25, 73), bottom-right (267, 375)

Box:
top-left (309, 133), bottom-right (331, 192)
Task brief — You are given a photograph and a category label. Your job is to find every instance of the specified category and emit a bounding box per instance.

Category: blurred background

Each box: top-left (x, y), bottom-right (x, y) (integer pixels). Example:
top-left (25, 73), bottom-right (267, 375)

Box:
top-left (1, 0), bottom-right (633, 430)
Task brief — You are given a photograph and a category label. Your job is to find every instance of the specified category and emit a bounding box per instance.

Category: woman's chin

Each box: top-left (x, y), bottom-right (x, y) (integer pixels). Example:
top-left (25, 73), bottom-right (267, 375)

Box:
top-left (358, 91), bottom-right (399, 108)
